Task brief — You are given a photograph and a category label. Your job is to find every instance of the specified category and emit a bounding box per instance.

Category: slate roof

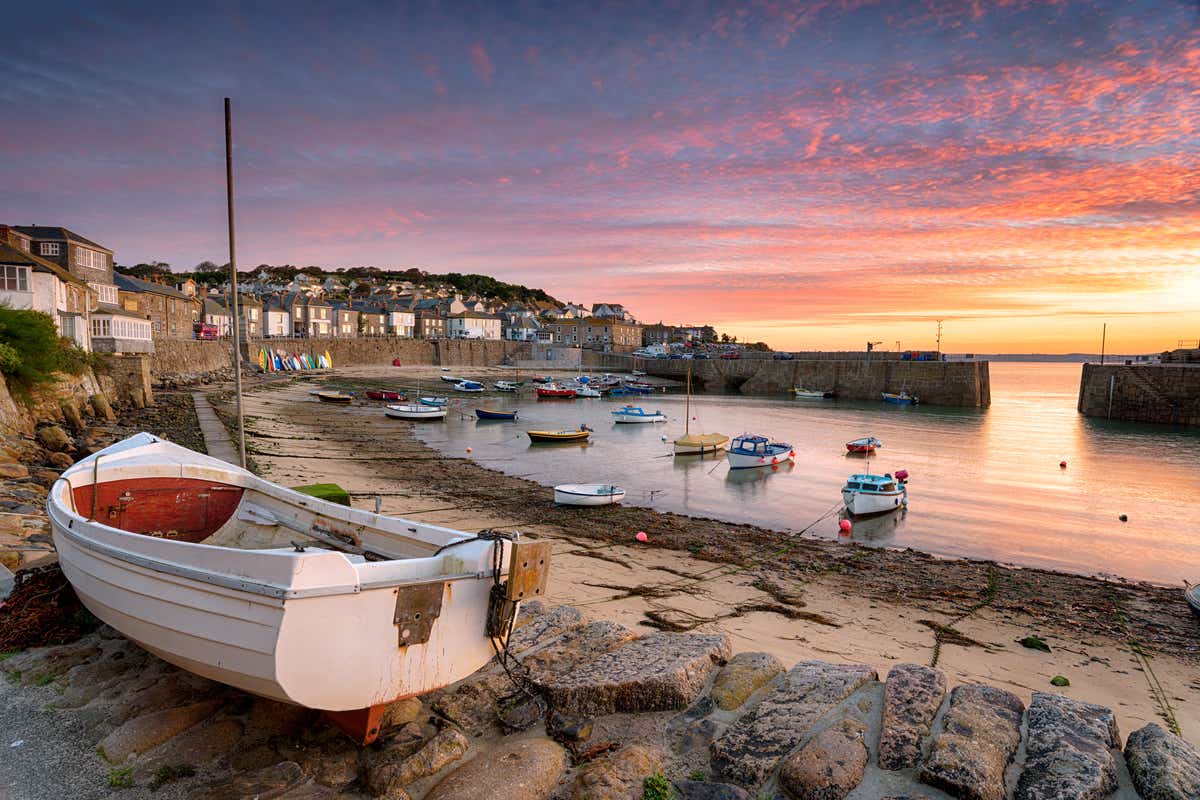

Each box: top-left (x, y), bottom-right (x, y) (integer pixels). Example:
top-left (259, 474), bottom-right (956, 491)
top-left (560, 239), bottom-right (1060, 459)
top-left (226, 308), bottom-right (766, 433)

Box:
top-left (0, 242), bottom-right (86, 286)
top-left (115, 273), bottom-right (189, 299)
top-left (12, 226), bottom-right (112, 252)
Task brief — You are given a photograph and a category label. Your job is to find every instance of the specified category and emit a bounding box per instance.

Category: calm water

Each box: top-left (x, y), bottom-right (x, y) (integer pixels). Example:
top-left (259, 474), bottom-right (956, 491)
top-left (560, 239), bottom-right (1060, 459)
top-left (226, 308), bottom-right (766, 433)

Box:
top-left (412, 363), bottom-right (1200, 585)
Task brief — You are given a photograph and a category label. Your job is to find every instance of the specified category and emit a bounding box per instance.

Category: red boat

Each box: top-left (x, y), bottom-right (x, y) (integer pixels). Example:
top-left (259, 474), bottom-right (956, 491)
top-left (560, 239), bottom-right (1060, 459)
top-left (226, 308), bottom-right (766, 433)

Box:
top-left (365, 390), bottom-right (405, 402)
top-left (846, 437), bottom-right (882, 453)
top-left (535, 383), bottom-right (577, 399)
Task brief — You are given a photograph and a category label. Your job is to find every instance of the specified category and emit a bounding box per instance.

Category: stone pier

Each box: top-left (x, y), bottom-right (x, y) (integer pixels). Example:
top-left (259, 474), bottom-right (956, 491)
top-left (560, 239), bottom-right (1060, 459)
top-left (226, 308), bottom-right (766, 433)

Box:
top-left (1078, 363), bottom-right (1200, 425)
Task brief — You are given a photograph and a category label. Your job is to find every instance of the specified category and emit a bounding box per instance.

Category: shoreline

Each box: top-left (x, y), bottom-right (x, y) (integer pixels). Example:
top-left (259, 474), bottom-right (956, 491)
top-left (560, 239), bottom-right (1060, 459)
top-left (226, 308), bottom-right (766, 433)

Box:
top-left (213, 366), bottom-right (1200, 742)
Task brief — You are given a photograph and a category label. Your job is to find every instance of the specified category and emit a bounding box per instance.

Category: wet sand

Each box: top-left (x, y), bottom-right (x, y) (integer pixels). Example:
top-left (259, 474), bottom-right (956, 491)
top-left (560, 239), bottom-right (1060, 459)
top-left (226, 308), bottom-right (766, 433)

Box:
top-left (217, 365), bottom-right (1200, 742)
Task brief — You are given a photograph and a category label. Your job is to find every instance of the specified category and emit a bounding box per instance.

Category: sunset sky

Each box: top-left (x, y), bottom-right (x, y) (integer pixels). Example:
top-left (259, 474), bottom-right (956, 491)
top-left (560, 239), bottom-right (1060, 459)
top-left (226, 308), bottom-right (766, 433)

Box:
top-left (4, 1), bottom-right (1198, 353)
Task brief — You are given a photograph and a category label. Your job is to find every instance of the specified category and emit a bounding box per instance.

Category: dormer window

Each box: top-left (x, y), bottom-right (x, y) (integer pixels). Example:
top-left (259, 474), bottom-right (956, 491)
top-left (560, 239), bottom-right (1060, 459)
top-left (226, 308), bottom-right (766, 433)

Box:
top-left (40, 242), bottom-right (60, 256)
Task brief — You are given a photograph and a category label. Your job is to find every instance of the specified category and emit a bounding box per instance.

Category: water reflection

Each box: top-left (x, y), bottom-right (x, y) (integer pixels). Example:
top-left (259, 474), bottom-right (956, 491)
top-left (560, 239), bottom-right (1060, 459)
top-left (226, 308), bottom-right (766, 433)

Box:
top-left (413, 363), bottom-right (1200, 584)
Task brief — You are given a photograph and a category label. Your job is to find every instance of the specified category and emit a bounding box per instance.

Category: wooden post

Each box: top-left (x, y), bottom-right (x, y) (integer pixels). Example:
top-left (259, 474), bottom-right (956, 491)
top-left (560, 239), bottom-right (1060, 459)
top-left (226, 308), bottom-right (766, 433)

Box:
top-left (225, 98), bottom-right (247, 469)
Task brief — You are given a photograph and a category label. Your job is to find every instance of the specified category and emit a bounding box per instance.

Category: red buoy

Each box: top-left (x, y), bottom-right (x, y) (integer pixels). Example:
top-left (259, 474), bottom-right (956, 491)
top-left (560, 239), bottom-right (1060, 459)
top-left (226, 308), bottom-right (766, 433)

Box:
top-left (1059, 460), bottom-right (1067, 469)
top-left (839, 519), bottom-right (852, 533)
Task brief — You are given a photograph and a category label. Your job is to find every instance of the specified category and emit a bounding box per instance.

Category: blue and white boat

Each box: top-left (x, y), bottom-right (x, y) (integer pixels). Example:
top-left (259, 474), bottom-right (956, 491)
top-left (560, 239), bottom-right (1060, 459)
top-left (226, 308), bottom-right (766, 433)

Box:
top-left (621, 384), bottom-right (652, 395)
top-left (882, 391), bottom-right (919, 405)
top-left (419, 396), bottom-right (449, 407)
top-left (727, 434), bottom-right (795, 470)
top-left (841, 473), bottom-right (907, 515)
top-left (454, 380), bottom-right (485, 393)
top-left (611, 406), bottom-right (667, 424)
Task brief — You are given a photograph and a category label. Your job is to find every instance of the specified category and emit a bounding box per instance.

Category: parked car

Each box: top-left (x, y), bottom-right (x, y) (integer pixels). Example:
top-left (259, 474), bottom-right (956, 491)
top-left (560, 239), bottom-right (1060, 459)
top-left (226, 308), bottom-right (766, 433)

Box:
top-left (193, 323), bottom-right (219, 340)
top-left (668, 353), bottom-right (684, 359)
top-left (693, 353), bottom-right (711, 359)
top-left (772, 352), bottom-right (795, 360)
top-left (719, 351), bottom-right (741, 360)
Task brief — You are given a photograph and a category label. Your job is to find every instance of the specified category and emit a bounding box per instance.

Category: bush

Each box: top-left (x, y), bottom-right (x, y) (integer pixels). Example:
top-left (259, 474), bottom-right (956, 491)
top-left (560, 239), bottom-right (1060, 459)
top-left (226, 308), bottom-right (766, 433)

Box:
top-left (0, 306), bottom-right (106, 394)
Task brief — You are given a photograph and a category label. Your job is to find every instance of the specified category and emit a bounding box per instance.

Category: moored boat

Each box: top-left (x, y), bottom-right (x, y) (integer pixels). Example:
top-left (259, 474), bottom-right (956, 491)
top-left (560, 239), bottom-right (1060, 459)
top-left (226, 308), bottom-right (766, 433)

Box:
top-left (621, 383), bottom-right (652, 395)
top-left (365, 390), bottom-right (405, 402)
top-left (493, 380), bottom-right (523, 392)
top-left (1186, 584), bottom-right (1200, 618)
top-left (440, 374), bottom-right (463, 383)
top-left (527, 428), bottom-right (591, 443)
top-left (47, 433), bottom-right (549, 745)
top-left (882, 391), bottom-right (919, 405)
top-left (727, 434), bottom-right (795, 469)
top-left (612, 405), bottom-right (667, 424)
top-left (475, 408), bottom-right (517, 421)
top-left (535, 383), bottom-right (577, 399)
top-left (385, 404), bottom-right (447, 420)
top-left (454, 380), bottom-right (485, 393)
top-left (846, 436), bottom-right (883, 454)
top-left (673, 364), bottom-right (728, 455)
top-left (553, 484), bottom-right (625, 506)
top-left (793, 387), bottom-right (835, 399)
top-left (419, 396), bottom-right (449, 407)
top-left (842, 473), bottom-right (907, 515)
top-left (571, 385), bottom-right (602, 398)
top-left (315, 391), bottom-right (353, 404)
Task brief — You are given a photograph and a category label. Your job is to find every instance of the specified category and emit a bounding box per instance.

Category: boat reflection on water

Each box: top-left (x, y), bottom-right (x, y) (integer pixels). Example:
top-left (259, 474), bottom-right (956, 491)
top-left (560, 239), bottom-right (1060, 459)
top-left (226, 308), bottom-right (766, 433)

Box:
top-left (838, 508), bottom-right (906, 543)
top-left (725, 460), bottom-right (795, 485)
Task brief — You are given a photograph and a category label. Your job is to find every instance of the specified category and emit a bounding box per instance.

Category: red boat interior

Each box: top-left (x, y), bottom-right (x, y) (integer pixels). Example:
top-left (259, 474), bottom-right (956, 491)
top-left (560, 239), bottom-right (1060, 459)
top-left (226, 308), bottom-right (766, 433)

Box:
top-left (71, 477), bottom-right (244, 543)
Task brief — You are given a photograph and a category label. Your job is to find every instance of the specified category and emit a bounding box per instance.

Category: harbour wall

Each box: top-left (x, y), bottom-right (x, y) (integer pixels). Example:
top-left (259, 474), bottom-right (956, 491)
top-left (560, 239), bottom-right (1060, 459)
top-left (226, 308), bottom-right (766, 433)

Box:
top-left (148, 337), bottom-right (533, 380)
top-left (1078, 364), bottom-right (1200, 425)
top-left (585, 352), bottom-right (991, 407)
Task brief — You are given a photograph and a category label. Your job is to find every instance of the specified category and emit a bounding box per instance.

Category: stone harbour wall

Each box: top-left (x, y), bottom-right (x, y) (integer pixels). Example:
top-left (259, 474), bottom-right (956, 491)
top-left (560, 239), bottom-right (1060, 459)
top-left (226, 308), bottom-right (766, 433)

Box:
top-left (1078, 363), bottom-right (1200, 426)
top-left (2, 600), bottom-right (1197, 799)
top-left (148, 338), bottom-right (534, 383)
top-left (588, 353), bottom-right (991, 407)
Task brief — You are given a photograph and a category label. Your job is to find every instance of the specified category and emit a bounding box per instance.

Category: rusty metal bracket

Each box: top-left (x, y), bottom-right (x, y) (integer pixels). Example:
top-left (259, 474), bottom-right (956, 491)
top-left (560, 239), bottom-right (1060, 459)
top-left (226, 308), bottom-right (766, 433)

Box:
top-left (393, 581), bottom-right (445, 647)
top-left (505, 540), bottom-right (552, 602)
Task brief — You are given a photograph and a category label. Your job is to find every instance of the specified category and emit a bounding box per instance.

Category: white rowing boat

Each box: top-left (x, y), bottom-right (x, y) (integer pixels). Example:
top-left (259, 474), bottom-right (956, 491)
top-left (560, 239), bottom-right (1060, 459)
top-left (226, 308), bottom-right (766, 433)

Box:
top-left (46, 434), bottom-right (549, 744)
top-left (385, 404), bottom-right (447, 420)
top-left (553, 484), bottom-right (626, 506)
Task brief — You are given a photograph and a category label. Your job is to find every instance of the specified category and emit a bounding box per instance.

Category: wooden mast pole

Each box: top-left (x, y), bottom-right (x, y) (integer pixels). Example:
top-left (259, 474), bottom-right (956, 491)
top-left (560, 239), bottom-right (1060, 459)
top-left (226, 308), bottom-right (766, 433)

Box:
top-left (224, 97), bottom-right (247, 468)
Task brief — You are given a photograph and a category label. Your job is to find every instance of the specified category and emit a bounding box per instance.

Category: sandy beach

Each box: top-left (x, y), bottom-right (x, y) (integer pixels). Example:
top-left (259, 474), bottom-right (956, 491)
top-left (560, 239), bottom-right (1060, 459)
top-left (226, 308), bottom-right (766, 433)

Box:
top-left (213, 365), bottom-right (1200, 743)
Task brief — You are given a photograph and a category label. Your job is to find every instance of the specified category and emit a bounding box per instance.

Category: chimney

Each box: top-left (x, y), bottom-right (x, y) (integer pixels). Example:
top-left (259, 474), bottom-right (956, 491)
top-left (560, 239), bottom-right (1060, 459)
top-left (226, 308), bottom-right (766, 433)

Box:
top-left (0, 225), bottom-right (9, 245)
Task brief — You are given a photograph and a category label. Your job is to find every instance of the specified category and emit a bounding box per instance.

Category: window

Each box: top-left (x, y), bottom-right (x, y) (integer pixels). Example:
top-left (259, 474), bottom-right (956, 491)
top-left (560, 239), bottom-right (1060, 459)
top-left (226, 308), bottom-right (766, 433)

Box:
top-left (1, 265), bottom-right (30, 292)
top-left (74, 247), bottom-right (107, 270)
top-left (40, 242), bottom-right (60, 256)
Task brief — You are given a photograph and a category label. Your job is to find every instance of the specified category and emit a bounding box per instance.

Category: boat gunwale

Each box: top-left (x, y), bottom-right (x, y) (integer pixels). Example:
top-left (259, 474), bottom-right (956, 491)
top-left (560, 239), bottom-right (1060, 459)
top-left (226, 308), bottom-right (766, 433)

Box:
top-left (50, 504), bottom-right (491, 600)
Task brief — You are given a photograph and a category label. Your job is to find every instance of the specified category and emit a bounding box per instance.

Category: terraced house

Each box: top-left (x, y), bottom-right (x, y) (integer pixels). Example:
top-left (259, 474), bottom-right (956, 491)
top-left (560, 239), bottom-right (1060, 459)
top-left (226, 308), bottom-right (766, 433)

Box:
top-left (0, 225), bottom-right (93, 349)
top-left (546, 317), bottom-right (643, 352)
top-left (281, 292), bottom-right (332, 337)
top-left (114, 274), bottom-right (196, 338)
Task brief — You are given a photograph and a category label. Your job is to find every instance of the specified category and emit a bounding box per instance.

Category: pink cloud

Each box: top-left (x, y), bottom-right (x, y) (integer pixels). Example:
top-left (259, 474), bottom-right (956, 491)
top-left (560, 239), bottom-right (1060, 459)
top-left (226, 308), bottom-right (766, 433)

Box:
top-left (470, 42), bottom-right (494, 87)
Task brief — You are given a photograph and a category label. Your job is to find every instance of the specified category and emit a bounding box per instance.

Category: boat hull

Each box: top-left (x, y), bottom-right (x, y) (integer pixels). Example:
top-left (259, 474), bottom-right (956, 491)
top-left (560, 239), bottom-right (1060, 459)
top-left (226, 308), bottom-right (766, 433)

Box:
top-left (727, 450), bottom-right (795, 469)
top-left (553, 485), bottom-right (625, 506)
top-left (842, 488), bottom-right (906, 515)
top-left (527, 431), bottom-right (589, 443)
top-left (1187, 585), bottom-right (1200, 618)
top-left (386, 405), bottom-right (447, 420)
top-left (47, 434), bottom-right (529, 743)
top-left (475, 409), bottom-right (516, 420)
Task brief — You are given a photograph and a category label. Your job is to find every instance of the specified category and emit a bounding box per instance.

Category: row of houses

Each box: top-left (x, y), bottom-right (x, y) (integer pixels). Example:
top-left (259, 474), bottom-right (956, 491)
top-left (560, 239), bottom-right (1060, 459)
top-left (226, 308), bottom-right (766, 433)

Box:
top-left (0, 222), bottom-right (706, 354)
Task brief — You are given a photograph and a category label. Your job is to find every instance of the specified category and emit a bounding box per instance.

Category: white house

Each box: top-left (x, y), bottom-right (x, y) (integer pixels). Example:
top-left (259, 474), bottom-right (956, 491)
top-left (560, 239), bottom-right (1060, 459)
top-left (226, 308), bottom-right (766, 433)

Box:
top-left (0, 231), bottom-right (94, 350)
top-left (447, 311), bottom-right (502, 340)
top-left (263, 298), bottom-right (292, 337)
top-left (385, 307), bottom-right (415, 338)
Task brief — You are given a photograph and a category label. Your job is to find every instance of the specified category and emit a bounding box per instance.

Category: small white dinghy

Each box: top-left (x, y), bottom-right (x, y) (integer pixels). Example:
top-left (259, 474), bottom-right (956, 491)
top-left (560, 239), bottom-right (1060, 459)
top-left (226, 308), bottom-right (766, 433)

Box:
top-left (553, 484), bottom-right (626, 506)
top-left (842, 472), bottom-right (907, 515)
top-left (47, 434), bottom-right (549, 745)
top-left (385, 404), bottom-right (447, 420)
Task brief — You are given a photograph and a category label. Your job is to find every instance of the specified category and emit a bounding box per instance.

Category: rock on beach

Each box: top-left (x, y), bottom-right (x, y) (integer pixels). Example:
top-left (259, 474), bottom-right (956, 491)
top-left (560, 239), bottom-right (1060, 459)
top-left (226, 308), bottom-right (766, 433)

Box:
top-left (541, 632), bottom-right (730, 716)
top-left (918, 684), bottom-right (1024, 800)
top-left (1124, 722), bottom-right (1200, 800)
top-left (710, 660), bottom-right (877, 787)
top-left (1015, 692), bottom-right (1119, 800)
top-left (877, 663), bottom-right (947, 771)
top-left (778, 717), bottom-right (869, 800)
top-left (426, 737), bottom-right (566, 800)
